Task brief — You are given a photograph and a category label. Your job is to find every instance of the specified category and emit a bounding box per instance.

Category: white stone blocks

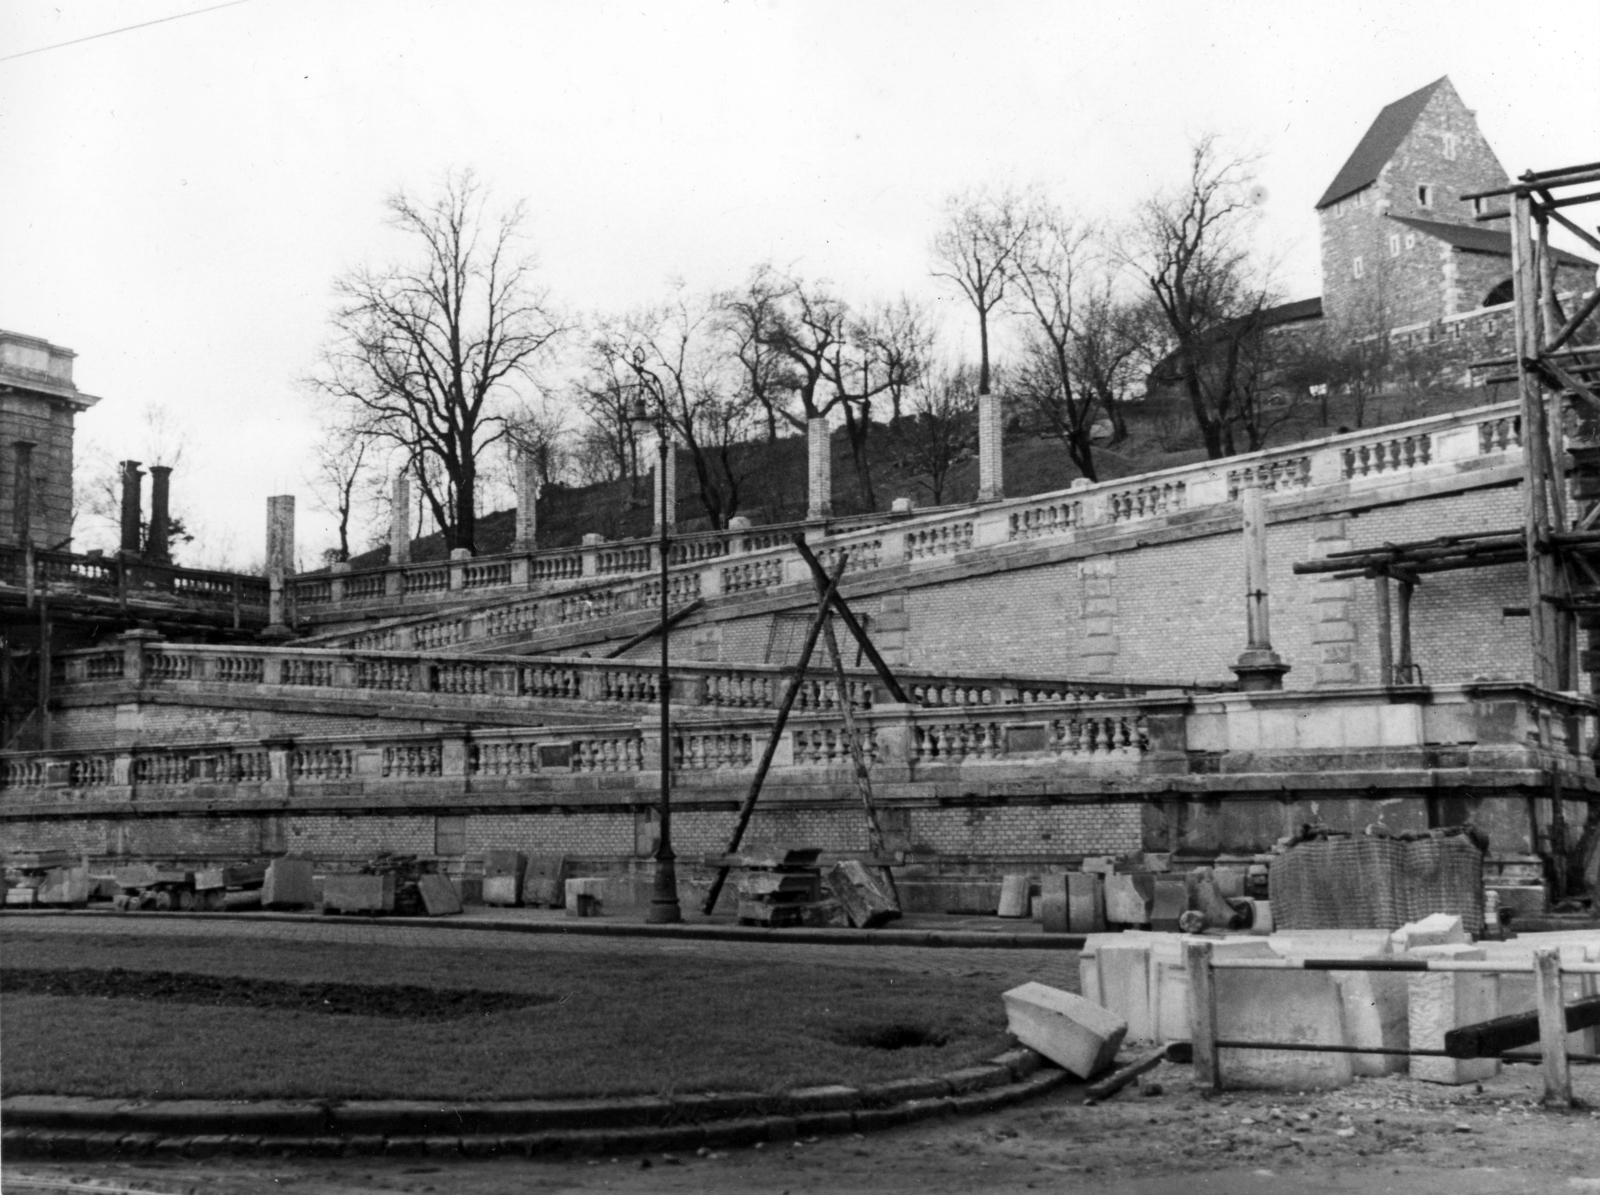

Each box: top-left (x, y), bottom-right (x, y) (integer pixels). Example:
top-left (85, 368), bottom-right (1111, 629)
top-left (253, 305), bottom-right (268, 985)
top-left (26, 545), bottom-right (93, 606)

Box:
top-left (1002, 982), bottom-right (1127, 1079)
top-left (1039, 873), bottom-right (1069, 934)
top-left (1390, 913), bottom-right (1468, 951)
top-left (322, 873), bottom-right (395, 914)
top-left (261, 858), bottom-right (315, 908)
top-left (1268, 931), bottom-right (1407, 1076)
top-left (1105, 873), bottom-right (1155, 926)
top-left (998, 874), bottom-right (1031, 918)
top-left (1214, 966), bottom-right (1353, 1089)
top-left (1067, 872), bottom-right (1106, 933)
top-left (1406, 944), bottom-right (1498, 1085)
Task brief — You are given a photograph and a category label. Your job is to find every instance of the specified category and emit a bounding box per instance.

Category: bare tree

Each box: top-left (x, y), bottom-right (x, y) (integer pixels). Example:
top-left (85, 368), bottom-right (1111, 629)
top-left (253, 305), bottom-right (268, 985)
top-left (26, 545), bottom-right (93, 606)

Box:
top-left (304, 418), bottom-right (372, 563)
top-left (931, 186), bottom-right (1036, 398)
top-left (1004, 206), bottom-right (1105, 481)
top-left (826, 296), bottom-right (933, 509)
top-left (310, 169), bottom-right (566, 553)
top-left (890, 363), bottom-right (978, 504)
top-left (718, 271), bottom-right (797, 443)
top-left (570, 328), bottom-right (645, 487)
top-left (1127, 138), bottom-right (1274, 459)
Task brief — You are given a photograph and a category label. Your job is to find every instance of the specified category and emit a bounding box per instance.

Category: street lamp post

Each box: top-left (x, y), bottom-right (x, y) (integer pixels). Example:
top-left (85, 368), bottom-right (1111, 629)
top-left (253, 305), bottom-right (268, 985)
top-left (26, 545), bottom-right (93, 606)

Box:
top-left (628, 352), bottom-right (682, 925)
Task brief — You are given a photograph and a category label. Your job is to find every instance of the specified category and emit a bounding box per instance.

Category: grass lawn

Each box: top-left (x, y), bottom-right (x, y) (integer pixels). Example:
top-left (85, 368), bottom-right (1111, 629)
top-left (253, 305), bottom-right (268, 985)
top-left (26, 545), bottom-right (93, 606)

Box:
top-left (0, 930), bottom-right (1016, 1102)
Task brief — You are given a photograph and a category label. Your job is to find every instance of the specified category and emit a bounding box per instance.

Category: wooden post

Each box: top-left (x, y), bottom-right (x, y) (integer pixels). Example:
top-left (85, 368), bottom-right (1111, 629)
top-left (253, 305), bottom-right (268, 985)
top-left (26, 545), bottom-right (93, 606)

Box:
top-left (1374, 575), bottom-right (1393, 685)
top-left (701, 555), bottom-right (847, 915)
top-left (819, 609), bottom-right (898, 903)
top-left (1185, 939), bottom-right (1220, 1092)
top-left (1533, 947), bottom-right (1572, 1107)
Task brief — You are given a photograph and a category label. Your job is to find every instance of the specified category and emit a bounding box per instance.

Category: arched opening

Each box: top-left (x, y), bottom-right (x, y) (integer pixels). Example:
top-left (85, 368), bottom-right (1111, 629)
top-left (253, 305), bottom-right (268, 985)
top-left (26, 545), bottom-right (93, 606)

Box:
top-left (1482, 278), bottom-right (1515, 308)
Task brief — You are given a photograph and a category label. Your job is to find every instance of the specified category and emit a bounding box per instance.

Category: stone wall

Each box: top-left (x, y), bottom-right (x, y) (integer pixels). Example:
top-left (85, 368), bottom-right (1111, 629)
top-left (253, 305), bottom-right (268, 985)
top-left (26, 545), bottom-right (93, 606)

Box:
top-left (0, 390), bottom-right (77, 550)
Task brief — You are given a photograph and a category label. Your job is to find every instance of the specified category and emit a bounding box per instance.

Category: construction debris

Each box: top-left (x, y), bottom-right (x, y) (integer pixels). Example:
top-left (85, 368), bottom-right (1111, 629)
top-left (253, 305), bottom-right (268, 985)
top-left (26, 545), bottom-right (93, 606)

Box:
top-left (728, 848), bottom-right (839, 927)
top-left (826, 859), bottom-right (901, 929)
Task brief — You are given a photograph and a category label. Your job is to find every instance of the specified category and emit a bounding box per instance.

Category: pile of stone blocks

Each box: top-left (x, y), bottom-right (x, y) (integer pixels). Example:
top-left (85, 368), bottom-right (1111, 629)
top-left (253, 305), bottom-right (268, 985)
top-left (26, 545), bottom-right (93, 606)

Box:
top-left (4, 852), bottom-right (89, 908)
top-left (735, 849), bottom-right (839, 927)
top-left (1077, 916), bottom-right (1600, 1092)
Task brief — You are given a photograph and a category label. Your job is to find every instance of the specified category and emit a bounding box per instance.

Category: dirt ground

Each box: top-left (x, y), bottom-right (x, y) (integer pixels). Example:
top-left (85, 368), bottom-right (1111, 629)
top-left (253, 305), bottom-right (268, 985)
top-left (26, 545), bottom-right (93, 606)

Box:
top-left (7, 1059), bottom-right (1599, 1195)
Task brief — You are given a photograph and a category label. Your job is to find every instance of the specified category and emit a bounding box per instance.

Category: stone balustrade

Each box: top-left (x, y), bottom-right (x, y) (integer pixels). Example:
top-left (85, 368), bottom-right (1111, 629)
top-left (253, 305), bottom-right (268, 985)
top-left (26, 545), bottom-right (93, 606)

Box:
top-left (52, 638), bottom-right (1194, 717)
top-left (4, 683), bottom-right (1589, 812)
top-left (292, 400), bottom-right (1529, 655)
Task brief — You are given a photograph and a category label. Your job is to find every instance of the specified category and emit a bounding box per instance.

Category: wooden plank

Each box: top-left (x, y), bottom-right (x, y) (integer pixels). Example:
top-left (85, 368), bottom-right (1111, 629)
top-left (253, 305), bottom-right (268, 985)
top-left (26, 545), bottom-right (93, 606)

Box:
top-left (1443, 993), bottom-right (1600, 1057)
top-left (791, 535), bottom-right (911, 704)
top-left (1185, 939), bottom-right (1220, 1092)
top-left (1535, 948), bottom-right (1573, 1107)
top-left (1084, 1048), bottom-right (1167, 1103)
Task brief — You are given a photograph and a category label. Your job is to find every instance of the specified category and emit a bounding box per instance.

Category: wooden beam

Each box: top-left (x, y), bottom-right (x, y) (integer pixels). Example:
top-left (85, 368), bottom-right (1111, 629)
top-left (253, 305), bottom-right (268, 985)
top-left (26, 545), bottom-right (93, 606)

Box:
top-left (1374, 575), bottom-right (1393, 686)
top-left (1442, 992), bottom-right (1600, 1057)
top-left (1544, 287), bottom-right (1600, 354)
top-left (602, 600), bottom-right (704, 659)
top-left (791, 535), bottom-right (911, 704)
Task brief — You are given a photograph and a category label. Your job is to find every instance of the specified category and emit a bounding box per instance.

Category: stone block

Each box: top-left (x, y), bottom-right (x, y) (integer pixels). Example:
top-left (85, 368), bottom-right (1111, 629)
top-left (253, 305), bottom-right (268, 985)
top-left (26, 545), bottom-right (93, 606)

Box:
top-left (1150, 879), bottom-right (1186, 930)
top-left (114, 864), bottom-right (160, 891)
top-left (483, 850), bottom-right (527, 883)
top-left (997, 874), bottom-right (1031, 918)
top-left (1390, 913), bottom-right (1467, 951)
top-left (1002, 982), bottom-right (1126, 1080)
top-left (825, 860), bottom-right (901, 928)
top-left (1080, 856), bottom-right (1116, 875)
top-left (194, 868), bottom-right (226, 892)
top-left (1214, 967), bottom-right (1353, 1089)
top-left (416, 874), bottom-right (463, 917)
top-left (1212, 867), bottom-right (1246, 899)
top-left (36, 867), bottom-right (89, 907)
top-left (1151, 937), bottom-right (1277, 1044)
top-left (1038, 874), bottom-right (1068, 933)
top-left (565, 877), bottom-right (605, 918)
top-left (523, 855), bottom-right (567, 907)
top-left (1105, 873), bottom-right (1155, 926)
top-left (1268, 932), bottom-right (1406, 1076)
top-left (1066, 872), bottom-right (1106, 933)
top-left (322, 873), bottom-right (395, 914)
top-left (1248, 900), bottom-right (1274, 934)
top-left (482, 875), bottom-right (522, 907)
top-left (1089, 939), bottom-right (1154, 1042)
top-left (261, 858), bottom-right (315, 909)
top-left (1406, 944), bottom-right (1498, 1085)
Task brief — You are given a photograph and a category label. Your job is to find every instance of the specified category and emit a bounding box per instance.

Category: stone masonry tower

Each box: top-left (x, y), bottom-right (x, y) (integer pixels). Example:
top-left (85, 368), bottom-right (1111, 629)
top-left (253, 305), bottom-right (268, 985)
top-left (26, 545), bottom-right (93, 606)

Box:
top-left (1316, 77), bottom-right (1510, 329)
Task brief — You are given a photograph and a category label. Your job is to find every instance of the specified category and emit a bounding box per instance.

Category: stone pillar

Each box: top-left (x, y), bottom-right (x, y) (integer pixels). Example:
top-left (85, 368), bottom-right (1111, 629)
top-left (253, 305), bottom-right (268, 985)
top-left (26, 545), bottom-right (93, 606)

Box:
top-left (806, 416), bottom-right (832, 520)
top-left (977, 391), bottom-right (1004, 502)
top-left (1231, 483), bottom-right (1289, 691)
top-left (513, 453), bottom-right (540, 552)
top-left (118, 461), bottom-right (144, 555)
top-left (652, 440), bottom-right (677, 533)
top-left (11, 440), bottom-right (34, 547)
top-left (145, 465), bottom-right (172, 564)
top-left (390, 472), bottom-right (411, 565)
top-left (265, 495), bottom-right (295, 576)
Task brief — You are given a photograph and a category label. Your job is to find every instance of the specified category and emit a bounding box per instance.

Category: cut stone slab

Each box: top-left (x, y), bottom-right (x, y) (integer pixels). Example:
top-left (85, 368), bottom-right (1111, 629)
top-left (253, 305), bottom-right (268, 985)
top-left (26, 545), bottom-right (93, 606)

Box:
top-left (1002, 981), bottom-right (1127, 1080)
top-left (1150, 879), bottom-right (1187, 931)
top-left (1091, 939), bottom-right (1155, 1042)
top-left (1267, 932), bottom-right (1406, 1076)
top-left (482, 875), bottom-right (521, 907)
top-left (1214, 967), bottom-right (1353, 1089)
top-left (416, 874), bottom-right (463, 916)
top-left (523, 855), bottom-right (567, 906)
top-left (1406, 944), bottom-right (1498, 1085)
top-left (1390, 913), bottom-right (1468, 952)
top-left (194, 868), bottom-right (226, 892)
top-left (997, 874), bottom-right (1031, 918)
top-left (261, 858), bottom-right (316, 908)
top-left (1151, 936), bottom-right (1277, 1045)
top-left (1039, 874), bottom-right (1069, 934)
top-left (1067, 872), bottom-right (1106, 933)
top-left (1248, 900), bottom-right (1274, 934)
top-left (113, 864), bottom-right (160, 891)
top-left (1105, 874), bottom-right (1155, 926)
top-left (36, 867), bottom-right (89, 907)
top-left (322, 873), bottom-right (395, 915)
top-left (1080, 856), bottom-right (1116, 876)
top-left (825, 860), bottom-right (901, 928)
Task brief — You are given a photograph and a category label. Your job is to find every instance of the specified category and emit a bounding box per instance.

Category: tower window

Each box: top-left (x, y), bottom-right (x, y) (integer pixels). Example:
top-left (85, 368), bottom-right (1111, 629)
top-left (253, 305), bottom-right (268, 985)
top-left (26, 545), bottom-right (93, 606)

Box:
top-left (1472, 196), bottom-right (1488, 215)
top-left (1443, 133), bottom-right (1459, 161)
top-left (1388, 234), bottom-right (1402, 257)
top-left (1417, 184), bottom-right (1434, 208)
top-left (1353, 256), bottom-right (1365, 279)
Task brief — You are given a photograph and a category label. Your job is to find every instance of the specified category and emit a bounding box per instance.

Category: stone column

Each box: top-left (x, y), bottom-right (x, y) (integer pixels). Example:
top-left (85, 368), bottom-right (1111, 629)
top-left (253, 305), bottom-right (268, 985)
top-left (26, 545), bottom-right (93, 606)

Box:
top-left (11, 440), bottom-right (34, 547)
top-left (977, 391), bottom-right (1004, 502)
top-left (652, 440), bottom-right (677, 533)
top-left (145, 465), bottom-right (172, 564)
top-left (390, 472), bottom-right (411, 565)
top-left (806, 416), bottom-right (832, 520)
top-left (1231, 483), bottom-right (1290, 691)
top-left (119, 461), bottom-right (144, 555)
top-left (265, 496), bottom-right (295, 576)
top-left (513, 453), bottom-right (540, 552)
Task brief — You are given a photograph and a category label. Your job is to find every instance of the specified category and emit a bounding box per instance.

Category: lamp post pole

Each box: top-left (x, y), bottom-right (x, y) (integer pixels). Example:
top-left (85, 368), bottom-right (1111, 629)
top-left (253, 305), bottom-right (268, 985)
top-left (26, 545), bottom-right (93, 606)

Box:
top-left (630, 352), bottom-right (682, 925)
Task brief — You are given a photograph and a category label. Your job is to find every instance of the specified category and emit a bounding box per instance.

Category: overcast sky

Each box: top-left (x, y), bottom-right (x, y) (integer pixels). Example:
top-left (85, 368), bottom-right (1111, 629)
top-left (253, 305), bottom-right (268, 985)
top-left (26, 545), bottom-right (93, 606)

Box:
top-left (3, 0), bottom-right (1597, 566)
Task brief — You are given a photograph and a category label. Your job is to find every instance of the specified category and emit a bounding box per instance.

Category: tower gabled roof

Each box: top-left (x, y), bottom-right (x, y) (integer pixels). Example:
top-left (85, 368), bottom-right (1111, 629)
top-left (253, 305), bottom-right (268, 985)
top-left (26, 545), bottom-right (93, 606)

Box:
top-left (1316, 77), bottom-right (1448, 210)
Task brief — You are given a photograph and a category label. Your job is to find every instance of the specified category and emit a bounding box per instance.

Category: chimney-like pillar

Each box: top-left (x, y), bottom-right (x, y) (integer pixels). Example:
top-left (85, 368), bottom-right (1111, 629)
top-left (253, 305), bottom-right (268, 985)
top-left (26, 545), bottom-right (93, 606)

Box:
top-left (513, 453), bottom-right (540, 552)
top-left (806, 416), bottom-right (832, 521)
top-left (119, 461), bottom-right (144, 555)
top-left (12, 440), bottom-right (35, 547)
top-left (1231, 483), bottom-right (1290, 691)
top-left (265, 495), bottom-right (295, 577)
top-left (145, 465), bottom-right (172, 563)
top-left (391, 472), bottom-right (412, 565)
top-left (976, 392), bottom-right (1004, 502)
top-left (652, 439), bottom-right (677, 534)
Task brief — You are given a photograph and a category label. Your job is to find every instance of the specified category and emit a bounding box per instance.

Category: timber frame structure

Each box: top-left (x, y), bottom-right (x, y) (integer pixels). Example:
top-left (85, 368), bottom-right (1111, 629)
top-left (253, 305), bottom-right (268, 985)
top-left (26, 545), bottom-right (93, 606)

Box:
top-left (1294, 161), bottom-right (1600, 901)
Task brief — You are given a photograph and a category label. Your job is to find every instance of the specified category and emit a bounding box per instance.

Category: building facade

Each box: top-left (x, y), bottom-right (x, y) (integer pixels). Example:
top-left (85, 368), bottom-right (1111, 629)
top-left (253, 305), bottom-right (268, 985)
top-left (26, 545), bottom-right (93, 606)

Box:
top-left (0, 330), bottom-right (101, 551)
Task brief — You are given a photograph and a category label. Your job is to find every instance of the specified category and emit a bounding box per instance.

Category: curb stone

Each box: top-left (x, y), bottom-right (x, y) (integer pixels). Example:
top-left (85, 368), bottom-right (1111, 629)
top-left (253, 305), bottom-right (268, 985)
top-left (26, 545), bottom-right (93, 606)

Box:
top-left (0, 1050), bottom-right (1073, 1161)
